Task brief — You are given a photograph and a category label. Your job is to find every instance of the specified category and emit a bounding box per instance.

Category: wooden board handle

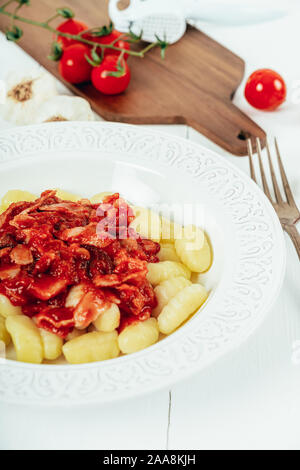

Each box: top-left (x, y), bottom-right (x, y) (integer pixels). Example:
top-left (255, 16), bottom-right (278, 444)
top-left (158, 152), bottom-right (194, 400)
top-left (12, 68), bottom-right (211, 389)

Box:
top-left (187, 99), bottom-right (266, 156)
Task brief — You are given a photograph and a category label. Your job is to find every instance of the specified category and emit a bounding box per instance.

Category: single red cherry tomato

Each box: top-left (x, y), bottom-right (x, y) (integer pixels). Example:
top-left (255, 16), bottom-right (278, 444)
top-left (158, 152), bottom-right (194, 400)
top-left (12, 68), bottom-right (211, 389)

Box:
top-left (244, 69), bottom-right (286, 111)
top-left (56, 19), bottom-right (89, 49)
top-left (59, 44), bottom-right (92, 84)
top-left (83, 30), bottom-right (130, 60)
top-left (91, 55), bottom-right (131, 95)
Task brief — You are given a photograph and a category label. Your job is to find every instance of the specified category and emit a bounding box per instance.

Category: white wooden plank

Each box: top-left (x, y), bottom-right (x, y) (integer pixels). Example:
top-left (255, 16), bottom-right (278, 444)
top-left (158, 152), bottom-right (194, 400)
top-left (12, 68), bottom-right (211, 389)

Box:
top-left (0, 391), bottom-right (171, 450)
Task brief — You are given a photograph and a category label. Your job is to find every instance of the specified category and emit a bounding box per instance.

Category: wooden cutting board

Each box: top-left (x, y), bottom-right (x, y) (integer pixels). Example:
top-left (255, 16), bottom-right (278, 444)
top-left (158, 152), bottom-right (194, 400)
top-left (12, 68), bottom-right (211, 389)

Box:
top-left (0, 0), bottom-right (265, 155)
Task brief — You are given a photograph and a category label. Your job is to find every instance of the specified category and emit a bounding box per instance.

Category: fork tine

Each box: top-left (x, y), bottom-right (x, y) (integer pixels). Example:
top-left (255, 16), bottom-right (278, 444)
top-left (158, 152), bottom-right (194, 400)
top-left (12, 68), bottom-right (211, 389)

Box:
top-left (256, 138), bottom-right (273, 202)
top-left (265, 140), bottom-right (284, 204)
top-left (247, 139), bottom-right (257, 183)
top-left (274, 138), bottom-right (297, 207)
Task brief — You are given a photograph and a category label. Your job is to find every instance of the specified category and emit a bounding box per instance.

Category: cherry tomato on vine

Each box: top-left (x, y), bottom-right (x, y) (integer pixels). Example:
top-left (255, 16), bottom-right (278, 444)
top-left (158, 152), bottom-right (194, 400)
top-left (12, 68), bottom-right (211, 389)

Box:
top-left (59, 44), bottom-right (92, 84)
top-left (83, 30), bottom-right (130, 60)
top-left (56, 19), bottom-right (89, 49)
top-left (244, 69), bottom-right (286, 111)
top-left (91, 55), bottom-right (131, 95)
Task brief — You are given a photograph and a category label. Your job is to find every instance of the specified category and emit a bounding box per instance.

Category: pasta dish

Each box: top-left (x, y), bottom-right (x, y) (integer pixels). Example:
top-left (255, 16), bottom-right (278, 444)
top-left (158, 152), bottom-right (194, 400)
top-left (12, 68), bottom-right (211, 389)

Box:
top-left (0, 189), bottom-right (212, 364)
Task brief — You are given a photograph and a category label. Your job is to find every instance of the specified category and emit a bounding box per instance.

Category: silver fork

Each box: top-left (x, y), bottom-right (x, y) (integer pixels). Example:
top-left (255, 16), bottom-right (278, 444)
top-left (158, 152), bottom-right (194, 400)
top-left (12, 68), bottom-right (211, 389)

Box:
top-left (247, 137), bottom-right (300, 259)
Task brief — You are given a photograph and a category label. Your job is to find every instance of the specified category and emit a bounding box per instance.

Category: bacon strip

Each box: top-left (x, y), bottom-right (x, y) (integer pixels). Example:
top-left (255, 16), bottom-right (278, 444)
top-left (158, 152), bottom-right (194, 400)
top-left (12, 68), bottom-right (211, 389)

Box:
top-left (10, 245), bottom-right (33, 265)
top-left (35, 307), bottom-right (75, 338)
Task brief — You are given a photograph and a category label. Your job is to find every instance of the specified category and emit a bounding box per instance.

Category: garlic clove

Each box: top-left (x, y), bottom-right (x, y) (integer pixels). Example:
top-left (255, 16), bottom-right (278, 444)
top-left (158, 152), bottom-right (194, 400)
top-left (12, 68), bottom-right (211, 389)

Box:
top-left (33, 95), bottom-right (95, 124)
top-left (1, 69), bottom-right (58, 125)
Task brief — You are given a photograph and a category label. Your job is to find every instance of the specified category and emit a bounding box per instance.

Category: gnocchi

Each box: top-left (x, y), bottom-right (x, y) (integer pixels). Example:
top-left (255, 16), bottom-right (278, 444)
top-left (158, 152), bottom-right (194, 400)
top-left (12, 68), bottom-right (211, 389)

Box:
top-left (63, 330), bottom-right (120, 364)
top-left (0, 294), bottom-right (22, 318)
top-left (175, 226), bottom-right (212, 273)
top-left (66, 328), bottom-right (87, 341)
top-left (147, 261), bottom-right (191, 286)
top-left (55, 189), bottom-right (80, 202)
top-left (0, 315), bottom-right (11, 346)
top-left (1, 190), bottom-right (36, 210)
top-left (40, 329), bottom-right (63, 360)
top-left (118, 318), bottom-right (159, 354)
top-left (158, 243), bottom-right (181, 263)
top-left (6, 315), bottom-right (44, 364)
top-left (153, 276), bottom-right (192, 317)
top-left (158, 284), bottom-right (208, 334)
top-left (130, 207), bottom-right (161, 242)
top-left (161, 217), bottom-right (183, 243)
top-left (93, 303), bottom-right (120, 332)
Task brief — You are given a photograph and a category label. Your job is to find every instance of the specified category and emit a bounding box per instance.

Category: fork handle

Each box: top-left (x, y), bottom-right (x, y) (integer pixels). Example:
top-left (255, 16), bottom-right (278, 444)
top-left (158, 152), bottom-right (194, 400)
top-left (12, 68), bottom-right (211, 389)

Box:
top-left (284, 224), bottom-right (300, 260)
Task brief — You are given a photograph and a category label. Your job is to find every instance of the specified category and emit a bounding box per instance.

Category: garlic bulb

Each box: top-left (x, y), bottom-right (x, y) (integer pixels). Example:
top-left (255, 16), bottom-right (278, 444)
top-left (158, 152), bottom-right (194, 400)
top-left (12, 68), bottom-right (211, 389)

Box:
top-left (33, 95), bottom-right (95, 123)
top-left (1, 69), bottom-right (58, 125)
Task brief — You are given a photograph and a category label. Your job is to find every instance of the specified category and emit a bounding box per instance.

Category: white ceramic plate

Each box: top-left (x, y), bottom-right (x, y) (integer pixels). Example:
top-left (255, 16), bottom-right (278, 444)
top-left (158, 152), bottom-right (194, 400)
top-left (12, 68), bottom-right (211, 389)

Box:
top-left (0, 122), bottom-right (285, 405)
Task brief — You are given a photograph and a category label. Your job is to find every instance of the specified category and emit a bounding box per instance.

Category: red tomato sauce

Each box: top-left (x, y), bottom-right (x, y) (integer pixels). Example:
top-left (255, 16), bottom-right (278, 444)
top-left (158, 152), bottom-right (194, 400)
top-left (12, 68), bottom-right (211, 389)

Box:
top-left (0, 191), bottom-right (160, 337)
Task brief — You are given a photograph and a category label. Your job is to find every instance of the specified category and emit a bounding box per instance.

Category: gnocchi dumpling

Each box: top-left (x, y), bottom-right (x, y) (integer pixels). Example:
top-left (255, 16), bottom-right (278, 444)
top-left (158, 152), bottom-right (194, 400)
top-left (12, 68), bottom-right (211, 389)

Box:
top-left (130, 206), bottom-right (161, 242)
top-left (0, 294), bottom-right (22, 318)
top-left (118, 318), bottom-right (159, 354)
top-left (63, 330), bottom-right (120, 364)
top-left (6, 315), bottom-right (43, 364)
top-left (39, 329), bottom-right (63, 360)
top-left (158, 284), bottom-right (208, 334)
top-left (147, 261), bottom-right (191, 286)
top-left (1, 190), bottom-right (36, 211)
top-left (0, 315), bottom-right (11, 346)
top-left (158, 243), bottom-right (181, 263)
top-left (93, 303), bottom-right (120, 332)
top-left (153, 276), bottom-right (192, 317)
top-left (175, 226), bottom-right (212, 273)
top-left (65, 328), bottom-right (86, 341)
top-left (55, 189), bottom-right (80, 202)
top-left (161, 217), bottom-right (183, 243)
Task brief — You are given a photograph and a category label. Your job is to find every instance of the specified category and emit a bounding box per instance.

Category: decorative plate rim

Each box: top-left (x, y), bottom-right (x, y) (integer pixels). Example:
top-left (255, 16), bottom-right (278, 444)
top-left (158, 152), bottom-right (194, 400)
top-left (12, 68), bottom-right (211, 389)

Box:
top-left (0, 122), bottom-right (286, 405)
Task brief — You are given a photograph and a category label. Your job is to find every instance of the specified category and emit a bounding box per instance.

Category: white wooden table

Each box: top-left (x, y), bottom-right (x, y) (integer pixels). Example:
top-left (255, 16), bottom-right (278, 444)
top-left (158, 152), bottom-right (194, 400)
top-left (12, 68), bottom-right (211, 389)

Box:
top-left (0, 3), bottom-right (300, 450)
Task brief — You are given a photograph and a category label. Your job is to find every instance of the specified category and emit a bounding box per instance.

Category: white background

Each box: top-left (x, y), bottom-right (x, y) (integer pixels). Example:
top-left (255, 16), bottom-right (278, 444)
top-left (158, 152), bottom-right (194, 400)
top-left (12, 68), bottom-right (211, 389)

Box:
top-left (0, 0), bottom-right (300, 450)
